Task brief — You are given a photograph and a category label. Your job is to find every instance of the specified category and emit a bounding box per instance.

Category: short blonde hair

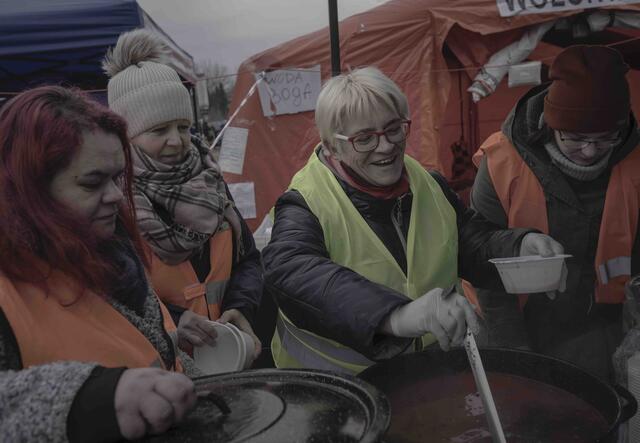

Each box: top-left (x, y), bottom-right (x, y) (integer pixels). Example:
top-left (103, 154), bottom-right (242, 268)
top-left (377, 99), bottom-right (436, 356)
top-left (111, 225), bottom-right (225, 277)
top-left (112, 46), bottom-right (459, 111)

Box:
top-left (315, 67), bottom-right (409, 149)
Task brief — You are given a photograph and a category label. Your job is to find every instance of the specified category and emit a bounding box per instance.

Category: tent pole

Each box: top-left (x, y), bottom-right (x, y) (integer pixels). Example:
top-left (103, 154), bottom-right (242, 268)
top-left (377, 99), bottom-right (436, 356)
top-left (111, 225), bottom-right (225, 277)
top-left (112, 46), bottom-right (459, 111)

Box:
top-left (328, 0), bottom-right (341, 76)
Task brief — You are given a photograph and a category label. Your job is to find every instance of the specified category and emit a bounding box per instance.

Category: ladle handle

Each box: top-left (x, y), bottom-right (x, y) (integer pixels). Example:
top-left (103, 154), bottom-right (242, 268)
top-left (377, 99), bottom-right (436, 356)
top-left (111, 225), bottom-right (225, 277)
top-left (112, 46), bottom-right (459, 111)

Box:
top-left (464, 329), bottom-right (506, 443)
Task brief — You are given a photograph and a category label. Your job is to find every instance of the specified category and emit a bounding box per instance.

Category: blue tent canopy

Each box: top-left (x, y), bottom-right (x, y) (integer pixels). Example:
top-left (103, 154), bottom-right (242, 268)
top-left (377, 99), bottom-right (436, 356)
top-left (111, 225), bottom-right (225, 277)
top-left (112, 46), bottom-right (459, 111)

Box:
top-left (0, 0), bottom-right (195, 97)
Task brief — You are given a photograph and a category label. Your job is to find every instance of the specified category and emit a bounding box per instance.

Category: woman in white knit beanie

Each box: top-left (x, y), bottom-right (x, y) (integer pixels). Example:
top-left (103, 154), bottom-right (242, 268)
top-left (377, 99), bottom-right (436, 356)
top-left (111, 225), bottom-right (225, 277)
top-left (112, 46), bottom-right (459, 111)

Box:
top-left (104, 29), bottom-right (262, 366)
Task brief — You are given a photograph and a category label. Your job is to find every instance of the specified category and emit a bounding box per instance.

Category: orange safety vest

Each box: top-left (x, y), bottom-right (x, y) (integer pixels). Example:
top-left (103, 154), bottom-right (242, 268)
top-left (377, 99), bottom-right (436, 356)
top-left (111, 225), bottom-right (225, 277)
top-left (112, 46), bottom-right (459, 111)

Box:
top-left (147, 226), bottom-right (233, 320)
top-left (473, 132), bottom-right (640, 304)
top-left (0, 269), bottom-right (182, 371)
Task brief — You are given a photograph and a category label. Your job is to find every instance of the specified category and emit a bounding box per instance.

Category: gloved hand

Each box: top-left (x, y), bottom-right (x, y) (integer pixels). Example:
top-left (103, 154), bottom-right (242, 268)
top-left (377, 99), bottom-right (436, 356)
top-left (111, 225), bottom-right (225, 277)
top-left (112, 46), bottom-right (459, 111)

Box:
top-left (218, 308), bottom-right (262, 359)
top-left (115, 368), bottom-right (196, 439)
top-left (382, 286), bottom-right (480, 351)
top-left (519, 233), bottom-right (567, 300)
top-left (519, 232), bottom-right (564, 257)
top-left (177, 310), bottom-right (218, 354)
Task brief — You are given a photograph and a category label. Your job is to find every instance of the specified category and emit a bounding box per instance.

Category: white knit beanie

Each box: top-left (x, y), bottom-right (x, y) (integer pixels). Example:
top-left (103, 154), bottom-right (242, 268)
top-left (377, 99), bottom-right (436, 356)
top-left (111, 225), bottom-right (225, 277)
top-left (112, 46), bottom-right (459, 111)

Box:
top-left (103, 29), bottom-right (193, 138)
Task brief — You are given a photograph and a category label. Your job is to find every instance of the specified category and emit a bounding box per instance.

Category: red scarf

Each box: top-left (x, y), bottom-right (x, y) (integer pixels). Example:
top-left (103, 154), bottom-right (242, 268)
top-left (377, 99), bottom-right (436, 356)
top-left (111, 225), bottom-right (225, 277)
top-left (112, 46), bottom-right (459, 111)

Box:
top-left (326, 154), bottom-right (410, 200)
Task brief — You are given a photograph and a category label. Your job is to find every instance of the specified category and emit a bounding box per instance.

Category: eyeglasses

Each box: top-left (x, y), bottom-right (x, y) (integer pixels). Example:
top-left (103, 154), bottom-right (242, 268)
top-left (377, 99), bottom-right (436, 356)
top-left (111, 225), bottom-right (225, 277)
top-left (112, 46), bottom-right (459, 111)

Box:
top-left (558, 131), bottom-right (620, 152)
top-left (334, 120), bottom-right (411, 153)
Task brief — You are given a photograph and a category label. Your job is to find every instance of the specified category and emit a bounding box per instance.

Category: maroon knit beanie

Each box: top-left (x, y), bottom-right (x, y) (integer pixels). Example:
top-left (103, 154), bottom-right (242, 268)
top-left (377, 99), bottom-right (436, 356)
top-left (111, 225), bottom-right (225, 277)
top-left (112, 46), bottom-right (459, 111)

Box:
top-left (544, 45), bottom-right (630, 132)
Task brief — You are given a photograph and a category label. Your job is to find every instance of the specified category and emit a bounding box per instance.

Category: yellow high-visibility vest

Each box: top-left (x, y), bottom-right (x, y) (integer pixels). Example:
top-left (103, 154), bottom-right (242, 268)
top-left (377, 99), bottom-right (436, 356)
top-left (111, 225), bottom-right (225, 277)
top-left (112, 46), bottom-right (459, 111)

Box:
top-left (271, 148), bottom-right (459, 374)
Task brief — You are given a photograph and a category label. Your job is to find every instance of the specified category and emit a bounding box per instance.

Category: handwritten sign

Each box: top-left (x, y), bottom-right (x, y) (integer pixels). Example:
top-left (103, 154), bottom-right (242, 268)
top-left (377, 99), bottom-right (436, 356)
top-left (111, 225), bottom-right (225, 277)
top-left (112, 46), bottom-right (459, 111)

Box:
top-left (218, 127), bottom-right (248, 175)
top-left (497, 0), bottom-right (640, 17)
top-left (256, 65), bottom-right (321, 117)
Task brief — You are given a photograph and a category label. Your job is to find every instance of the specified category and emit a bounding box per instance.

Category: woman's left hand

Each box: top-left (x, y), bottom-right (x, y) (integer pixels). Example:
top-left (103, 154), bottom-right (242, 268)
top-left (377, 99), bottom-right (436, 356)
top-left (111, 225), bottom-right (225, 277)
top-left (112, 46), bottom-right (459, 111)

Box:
top-left (218, 309), bottom-right (262, 359)
top-left (519, 232), bottom-right (564, 257)
top-left (176, 310), bottom-right (218, 354)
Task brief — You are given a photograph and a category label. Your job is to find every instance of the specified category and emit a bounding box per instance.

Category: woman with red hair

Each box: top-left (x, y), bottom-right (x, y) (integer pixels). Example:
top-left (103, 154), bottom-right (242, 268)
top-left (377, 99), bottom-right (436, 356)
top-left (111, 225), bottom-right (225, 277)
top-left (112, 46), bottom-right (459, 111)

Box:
top-left (0, 86), bottom-right (196, 442)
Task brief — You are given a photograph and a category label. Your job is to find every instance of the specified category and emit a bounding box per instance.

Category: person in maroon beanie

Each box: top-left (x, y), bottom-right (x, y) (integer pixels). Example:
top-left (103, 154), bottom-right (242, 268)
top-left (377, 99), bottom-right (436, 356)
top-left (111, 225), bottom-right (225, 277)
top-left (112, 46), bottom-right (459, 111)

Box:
top-left (471, 44), bottom-right (640, 380)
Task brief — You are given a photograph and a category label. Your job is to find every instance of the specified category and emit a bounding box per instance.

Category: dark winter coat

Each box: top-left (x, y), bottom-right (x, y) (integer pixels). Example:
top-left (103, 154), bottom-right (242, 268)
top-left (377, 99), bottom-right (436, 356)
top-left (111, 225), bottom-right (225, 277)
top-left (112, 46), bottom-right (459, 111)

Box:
top-left (263, 151), bottom-right (532, 361)
top-left (471, 84), bottom-right (640, 379)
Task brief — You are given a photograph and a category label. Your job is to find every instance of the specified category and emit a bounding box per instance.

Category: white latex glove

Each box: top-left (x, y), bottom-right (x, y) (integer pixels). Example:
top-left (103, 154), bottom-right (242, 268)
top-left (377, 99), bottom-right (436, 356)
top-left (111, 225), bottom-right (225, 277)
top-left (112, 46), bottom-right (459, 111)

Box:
top-left (383, 287), bottom-right (480, 351)
top-left (115, 368), bottom-right (196, 439)
top-left (520, 233), bottom-right (567, 300)
top-left (177, 310), bottom-right (218, 354)
top-left (519, 232), bottom-right (564, 257)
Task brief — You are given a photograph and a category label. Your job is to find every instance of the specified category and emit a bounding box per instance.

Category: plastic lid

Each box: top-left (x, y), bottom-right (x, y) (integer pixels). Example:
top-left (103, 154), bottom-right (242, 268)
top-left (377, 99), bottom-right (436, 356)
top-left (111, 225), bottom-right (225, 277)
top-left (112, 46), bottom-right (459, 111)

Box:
top-left (144, 369), bottom-right (390, 443)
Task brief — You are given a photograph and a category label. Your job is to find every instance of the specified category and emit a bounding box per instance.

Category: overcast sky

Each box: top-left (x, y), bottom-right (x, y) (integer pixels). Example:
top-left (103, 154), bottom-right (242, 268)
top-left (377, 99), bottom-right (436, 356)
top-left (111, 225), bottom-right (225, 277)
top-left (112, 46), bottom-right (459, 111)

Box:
top-left (137, 0), bottom-right (385, 73)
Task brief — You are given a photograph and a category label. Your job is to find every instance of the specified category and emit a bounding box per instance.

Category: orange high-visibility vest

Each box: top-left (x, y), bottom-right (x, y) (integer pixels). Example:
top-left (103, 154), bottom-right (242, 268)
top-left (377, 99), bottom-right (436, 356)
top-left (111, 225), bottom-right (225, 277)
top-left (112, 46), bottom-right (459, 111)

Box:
top-left (0, 270), bottom-right (182, 371)
top-left (473, 132), bottom-right (640, 304)
top-left (147, 226), bottom-right (233, 320)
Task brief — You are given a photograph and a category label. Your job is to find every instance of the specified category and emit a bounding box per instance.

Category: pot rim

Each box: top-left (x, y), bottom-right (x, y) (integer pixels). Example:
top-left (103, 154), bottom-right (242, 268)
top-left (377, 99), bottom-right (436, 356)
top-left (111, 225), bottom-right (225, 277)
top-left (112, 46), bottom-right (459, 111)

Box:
top-left (194, 367), bottom-right (391, 443)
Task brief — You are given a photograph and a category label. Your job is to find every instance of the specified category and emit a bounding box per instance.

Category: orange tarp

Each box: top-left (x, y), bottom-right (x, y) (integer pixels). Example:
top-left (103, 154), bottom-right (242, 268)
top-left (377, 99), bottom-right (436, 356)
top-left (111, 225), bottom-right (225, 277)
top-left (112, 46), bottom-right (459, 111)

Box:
top-left (225, 0), bottom-right (640, 230)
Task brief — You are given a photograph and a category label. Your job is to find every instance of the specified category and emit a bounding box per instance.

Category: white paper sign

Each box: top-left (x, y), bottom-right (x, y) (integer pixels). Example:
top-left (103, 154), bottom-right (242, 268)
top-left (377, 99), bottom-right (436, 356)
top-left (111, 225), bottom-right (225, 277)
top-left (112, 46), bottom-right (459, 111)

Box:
top-left (508, 61), bottom-right (542, 88)
top-left (218, 127), bottom-right (248, 175)
top-left (227, 182), bottom-right (256, 219)
top-left (256, 65), bottom-right (321, 117)
top-left (497, 0), bottom-right (640, 17)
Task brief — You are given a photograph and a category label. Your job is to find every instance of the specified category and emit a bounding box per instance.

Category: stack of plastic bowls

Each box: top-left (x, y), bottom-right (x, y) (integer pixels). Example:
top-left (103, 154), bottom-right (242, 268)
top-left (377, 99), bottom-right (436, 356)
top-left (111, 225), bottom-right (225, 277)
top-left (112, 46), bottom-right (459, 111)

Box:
top-left (193, 322), bottom-right (255, 375)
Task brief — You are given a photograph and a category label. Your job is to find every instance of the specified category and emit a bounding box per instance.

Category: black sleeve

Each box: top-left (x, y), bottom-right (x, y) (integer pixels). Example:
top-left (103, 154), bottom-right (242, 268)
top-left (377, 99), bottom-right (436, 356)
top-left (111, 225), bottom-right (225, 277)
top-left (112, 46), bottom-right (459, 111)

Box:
top-left (467, 155), bottom-right (534, 348)
top-left (470, 156), bottom-right (508, 227)
top-left (67, 366), bottom-right (126, 443)
top-left (428, 170), bottom-right (534, 290)
top-left (0, 308), bottom-right (22, 370)
top-left (262, 190), bottom-right (413, 360)
top-left (221, 185), bottom-right (263, 327)
top-left (165, 303), bottom-right (187, 326)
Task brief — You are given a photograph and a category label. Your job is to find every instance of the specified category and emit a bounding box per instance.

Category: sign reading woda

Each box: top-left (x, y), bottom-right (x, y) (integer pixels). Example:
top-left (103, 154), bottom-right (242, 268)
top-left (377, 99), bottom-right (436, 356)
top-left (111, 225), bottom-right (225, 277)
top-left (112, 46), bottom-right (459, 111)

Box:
top-left (497, 0), bottom-right (640, 17)
top-left (256, 65), bottom-right (321, 117)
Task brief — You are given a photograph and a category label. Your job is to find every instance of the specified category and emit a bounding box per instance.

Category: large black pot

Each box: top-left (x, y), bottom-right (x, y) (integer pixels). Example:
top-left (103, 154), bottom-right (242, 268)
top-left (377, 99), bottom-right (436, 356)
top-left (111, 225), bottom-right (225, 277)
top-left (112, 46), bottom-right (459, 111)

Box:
top-left (359, 348), bottom-right (637, 443)
top-left (145, 368), bottom-right (390, 442)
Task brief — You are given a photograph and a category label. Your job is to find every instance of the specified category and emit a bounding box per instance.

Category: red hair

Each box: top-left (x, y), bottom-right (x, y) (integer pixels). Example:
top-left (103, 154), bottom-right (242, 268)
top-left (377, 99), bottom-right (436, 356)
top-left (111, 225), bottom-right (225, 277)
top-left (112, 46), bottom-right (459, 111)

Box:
top-left (0, 86), bottom-right (148, 296)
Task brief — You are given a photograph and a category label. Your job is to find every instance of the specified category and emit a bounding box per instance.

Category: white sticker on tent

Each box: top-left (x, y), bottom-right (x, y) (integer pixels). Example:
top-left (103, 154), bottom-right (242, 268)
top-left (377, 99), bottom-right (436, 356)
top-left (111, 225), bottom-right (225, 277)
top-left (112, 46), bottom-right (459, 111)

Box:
top-left (497, 0), bottom-right (640, 17)
top-left (227, 182), bottom-right (256, 220)
top-left (218, 127), bottom-right (248, 175)
top-left (508, 61), bottom-right (542, 88)
top-left (256, 65), bottom-right (321, 117)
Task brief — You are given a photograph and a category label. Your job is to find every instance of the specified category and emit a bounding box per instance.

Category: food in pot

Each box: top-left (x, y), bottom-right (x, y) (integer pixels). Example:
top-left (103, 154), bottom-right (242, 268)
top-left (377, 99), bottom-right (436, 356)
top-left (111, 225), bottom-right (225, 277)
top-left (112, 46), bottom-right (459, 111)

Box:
top-left (385, 371), bottom-right (608, 442)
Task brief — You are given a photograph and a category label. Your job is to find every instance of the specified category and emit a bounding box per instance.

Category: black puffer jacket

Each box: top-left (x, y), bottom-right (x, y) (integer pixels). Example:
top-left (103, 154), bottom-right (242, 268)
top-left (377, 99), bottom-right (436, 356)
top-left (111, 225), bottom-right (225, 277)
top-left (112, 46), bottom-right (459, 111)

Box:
top-left (263, 152), bottom-right (533, 361)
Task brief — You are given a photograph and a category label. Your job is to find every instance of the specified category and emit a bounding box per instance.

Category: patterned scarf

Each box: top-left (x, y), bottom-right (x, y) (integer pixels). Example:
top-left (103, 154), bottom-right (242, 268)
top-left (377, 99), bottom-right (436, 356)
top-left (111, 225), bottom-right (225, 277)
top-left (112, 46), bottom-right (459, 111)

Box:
top-left (132, 143), bottom-right (229, 265)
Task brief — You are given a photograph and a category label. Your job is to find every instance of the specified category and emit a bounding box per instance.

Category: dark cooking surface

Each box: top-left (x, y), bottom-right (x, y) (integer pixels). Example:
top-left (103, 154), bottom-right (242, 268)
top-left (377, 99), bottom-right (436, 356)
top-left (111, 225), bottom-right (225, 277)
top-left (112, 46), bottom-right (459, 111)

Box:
top-left (385, 371), bottom-right (607, 442)
top-left (359, 348), bottom-right (630, 443)
top-left (143, 368), bottom-right (390, 443)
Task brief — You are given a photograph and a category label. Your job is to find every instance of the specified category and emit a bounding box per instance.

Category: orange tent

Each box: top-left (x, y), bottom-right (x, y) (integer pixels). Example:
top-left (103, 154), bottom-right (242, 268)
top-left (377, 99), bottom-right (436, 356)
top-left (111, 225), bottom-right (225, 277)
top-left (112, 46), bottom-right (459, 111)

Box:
top-left (224, 0), bottom-right (640, 231)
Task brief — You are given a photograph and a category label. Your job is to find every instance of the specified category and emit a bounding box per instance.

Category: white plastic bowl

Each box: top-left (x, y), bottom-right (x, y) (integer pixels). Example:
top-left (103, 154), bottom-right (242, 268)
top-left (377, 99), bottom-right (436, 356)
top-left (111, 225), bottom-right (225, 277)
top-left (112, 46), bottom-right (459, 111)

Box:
top-left (193, 322), bottom-right (243, 375)
top-left (226, 322), bottom-right (255, 369)
top-left (489, 254), bottom-right (571, 294)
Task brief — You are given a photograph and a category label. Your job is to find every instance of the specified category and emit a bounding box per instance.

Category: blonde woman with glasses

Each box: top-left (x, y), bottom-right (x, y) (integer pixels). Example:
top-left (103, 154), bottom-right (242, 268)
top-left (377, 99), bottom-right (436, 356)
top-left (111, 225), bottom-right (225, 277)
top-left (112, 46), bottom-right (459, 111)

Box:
top-left (263, 66), bottom-right (562, 375)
